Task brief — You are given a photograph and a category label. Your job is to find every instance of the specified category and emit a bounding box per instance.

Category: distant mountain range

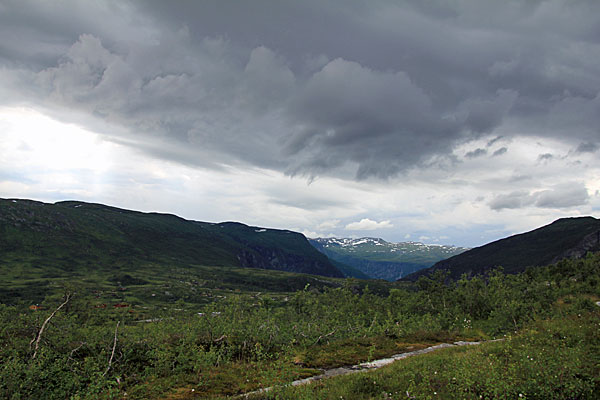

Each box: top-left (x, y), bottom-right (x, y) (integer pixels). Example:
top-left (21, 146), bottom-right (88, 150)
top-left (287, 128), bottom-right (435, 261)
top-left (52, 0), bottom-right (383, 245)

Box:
top-left (309, 237), bottom-right (469, 281)
top-left (0, 198), bottom-right (344, 279)
top-left (403, 216), bottom-right (600, 281)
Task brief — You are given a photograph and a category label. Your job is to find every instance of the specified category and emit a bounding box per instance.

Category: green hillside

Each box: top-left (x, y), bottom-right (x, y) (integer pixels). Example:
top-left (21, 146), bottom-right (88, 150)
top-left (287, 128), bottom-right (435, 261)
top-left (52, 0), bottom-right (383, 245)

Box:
top-left (404, 216), bottom-right (600, 281)
top-left (328, 259), bottom-right (371, 279)
top-left (0, 198), bottom-right (349, 302)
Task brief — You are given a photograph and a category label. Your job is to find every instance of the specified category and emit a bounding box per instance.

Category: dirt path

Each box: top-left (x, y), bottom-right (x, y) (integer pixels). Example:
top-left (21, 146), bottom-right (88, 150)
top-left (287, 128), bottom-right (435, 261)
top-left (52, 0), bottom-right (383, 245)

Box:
top-left (238, 340), bottom-right (497, 398)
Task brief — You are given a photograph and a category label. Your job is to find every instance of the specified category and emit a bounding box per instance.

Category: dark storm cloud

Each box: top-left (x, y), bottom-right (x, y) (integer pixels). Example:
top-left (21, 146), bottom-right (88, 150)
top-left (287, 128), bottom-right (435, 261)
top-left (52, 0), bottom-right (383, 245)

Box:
top-left (2, 0), bottom-right (600, 180)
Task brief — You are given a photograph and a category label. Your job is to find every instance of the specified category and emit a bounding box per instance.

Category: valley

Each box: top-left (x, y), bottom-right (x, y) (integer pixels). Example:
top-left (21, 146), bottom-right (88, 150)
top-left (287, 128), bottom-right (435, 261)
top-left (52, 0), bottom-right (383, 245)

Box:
top-left (0, 199), bottom-right (599, 399)
top-left (3, 3), bottom-right (599, 399)
top-left (310, 237), bottom-right (468, 280)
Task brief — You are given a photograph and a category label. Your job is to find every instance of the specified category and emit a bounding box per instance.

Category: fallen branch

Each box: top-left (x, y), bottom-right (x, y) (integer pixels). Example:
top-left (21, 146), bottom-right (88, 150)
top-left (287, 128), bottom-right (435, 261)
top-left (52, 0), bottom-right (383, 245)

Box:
top-left (314, 330), bottom-right (336, 345)
top-left (214, 334), bottom-right (227, 343)
top-left (103, 321), bottom-right (120, 376)
top-left (68, 341), bottom-right (87, 361)
top-left (31, 293), bottom-right (71, 360)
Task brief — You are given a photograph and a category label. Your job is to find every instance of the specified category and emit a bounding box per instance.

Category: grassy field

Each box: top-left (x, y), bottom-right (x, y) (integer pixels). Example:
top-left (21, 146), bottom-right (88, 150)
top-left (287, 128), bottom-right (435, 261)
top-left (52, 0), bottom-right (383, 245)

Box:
top-left (254, 312), bottom-right (599, 400)
top-left (1, 253), bottom-right (599, 399)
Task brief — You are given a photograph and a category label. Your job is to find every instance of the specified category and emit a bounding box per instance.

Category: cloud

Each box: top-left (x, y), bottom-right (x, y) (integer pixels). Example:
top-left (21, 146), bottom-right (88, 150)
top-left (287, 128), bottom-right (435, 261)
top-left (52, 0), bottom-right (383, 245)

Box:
top-left (2, 1), bottom-right (599, 182)
top-left (492, 147), bottom-right (508, 157)
top-left (489, 191), bottom-right (533, 210)
top-left (285, 57), bottom-right (453, 179)
top-left (534, 183), bottom-right (589, 209)
top-left (345, 218), bottom-right (393, 231)
top-left (489, 182), bottom-right (589, 210)
top-left (487, 136), bottom-right (504, 147)
top-left (457, 90), bottom-right (518, 134)
top-left (317, 219), bottom-right (340, 231)
top-left (538, 153), bottom-right (554, 161)
top-left (300, 230), bottom-right (335, 239)
top-left (575, 142), bottom-right (598, 153)
top-left (465, 148), bottom-right (487, 159)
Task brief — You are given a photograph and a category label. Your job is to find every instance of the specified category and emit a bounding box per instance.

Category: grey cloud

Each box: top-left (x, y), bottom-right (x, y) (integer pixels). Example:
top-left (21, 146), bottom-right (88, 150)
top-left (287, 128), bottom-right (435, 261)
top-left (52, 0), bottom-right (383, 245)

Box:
top-left (284, 57), bottom-right (460, 179)
top-left (457, 90), bottom-right (518, 134)
top-left (492, 147), bottom-right (508, 157)
top-left (489, 191), bottom-right (533, 210)
top-left (487, 136), bottom-right (504, 147)
top-left (2, 1), bottom-right (600, 180)
top-left (535, 184), bottom-right (589, 208)
top-left (509, 175), bottom-right (531, 183)
top-left (28, 32), bottom-right (297, 171)
top-left (241, 46), bottom-right (296, 113)
top-left (546, 93), bottom-right (600, 140)
top-left (266, 184), bottom-right (349, 211)
top-left (490, 182), bottom-right (589, 210)
top-left (465, 148), bottom-right (487, 159)
top-left (538, 153), bottom-right (554, 161)
top-left (575, 142), bottom-right (598, 153)
top-left (271, 196), bottom-right (347, 211)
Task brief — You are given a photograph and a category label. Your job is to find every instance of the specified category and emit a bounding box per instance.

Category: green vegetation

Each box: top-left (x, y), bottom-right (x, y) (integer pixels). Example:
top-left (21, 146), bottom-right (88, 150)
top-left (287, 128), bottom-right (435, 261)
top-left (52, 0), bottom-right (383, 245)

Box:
top-left (262, 313), bottom-right (599, 399)
top-left (1, 250), bottom-right (598, 399)
top-left (0, 198), bottom-right (350, 304)
top-left (2, 199), bottom-right (599, 398)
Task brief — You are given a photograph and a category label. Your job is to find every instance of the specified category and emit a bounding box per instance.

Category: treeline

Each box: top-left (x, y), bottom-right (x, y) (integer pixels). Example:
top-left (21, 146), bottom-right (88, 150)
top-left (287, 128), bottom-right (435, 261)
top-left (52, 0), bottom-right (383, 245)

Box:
top-left (1, 253), bottom-right (598, 398)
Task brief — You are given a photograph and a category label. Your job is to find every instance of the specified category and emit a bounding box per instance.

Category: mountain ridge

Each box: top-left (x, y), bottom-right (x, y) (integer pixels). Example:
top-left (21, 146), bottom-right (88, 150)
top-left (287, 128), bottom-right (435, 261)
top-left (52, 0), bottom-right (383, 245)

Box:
top-left (0, 198), bottom-right (344, 279)
top-left (403, 216), bottom-right (600, 281)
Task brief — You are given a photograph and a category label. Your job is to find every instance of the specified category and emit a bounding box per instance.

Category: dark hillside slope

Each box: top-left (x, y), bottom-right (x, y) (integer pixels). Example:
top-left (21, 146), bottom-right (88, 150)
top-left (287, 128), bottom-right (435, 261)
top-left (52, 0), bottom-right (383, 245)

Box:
top-left (0, 198), bottom-right (343, 278)
top-left (403, 217), bottom-right (600, 281)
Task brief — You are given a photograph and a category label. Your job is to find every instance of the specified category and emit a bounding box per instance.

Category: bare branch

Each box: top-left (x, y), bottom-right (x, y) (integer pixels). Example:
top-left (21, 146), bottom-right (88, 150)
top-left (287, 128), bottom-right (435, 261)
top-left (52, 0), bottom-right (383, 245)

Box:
top-left (68, 341), bottom-right (87, 360)
top-left (313, 329), bottom-right (336, 345)
top-left (103, 321), bottom-right (120, 377)
top-left (213, 334), bottom-right (227, 343)
top-left (31, 293), bottom-right (71, 360)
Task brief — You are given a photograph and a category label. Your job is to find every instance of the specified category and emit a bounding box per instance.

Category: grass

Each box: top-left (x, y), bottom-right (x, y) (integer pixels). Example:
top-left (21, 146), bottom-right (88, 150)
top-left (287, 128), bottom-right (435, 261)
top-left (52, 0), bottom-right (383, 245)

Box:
top-left (0, 249), bottom-right (398, 306)
top-left (250, 311), bottom-right (600, 400)
top-left (295, 336), bottom-right (433, 369)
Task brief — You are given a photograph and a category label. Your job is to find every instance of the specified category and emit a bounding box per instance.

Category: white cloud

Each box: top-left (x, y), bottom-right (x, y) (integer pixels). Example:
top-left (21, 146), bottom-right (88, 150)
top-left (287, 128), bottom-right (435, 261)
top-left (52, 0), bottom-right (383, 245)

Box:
top-left (300, 230), bottom-right (319, 238)
top-left (345, 218), bottom-right (393, 231)
top-left (299, 230), bottom-right (336, 239)
top-left (317, 219), bottom-right (340, 230)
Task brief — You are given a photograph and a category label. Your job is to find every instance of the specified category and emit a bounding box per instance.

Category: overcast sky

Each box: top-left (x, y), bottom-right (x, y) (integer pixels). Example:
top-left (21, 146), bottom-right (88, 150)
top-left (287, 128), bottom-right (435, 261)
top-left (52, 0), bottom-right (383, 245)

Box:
top-left (1, 0), bottom-right (599, 247)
